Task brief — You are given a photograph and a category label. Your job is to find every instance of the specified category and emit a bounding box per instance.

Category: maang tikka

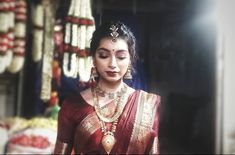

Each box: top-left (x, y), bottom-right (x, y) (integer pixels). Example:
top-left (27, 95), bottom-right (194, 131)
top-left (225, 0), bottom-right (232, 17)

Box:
top-left (109, 25), bottom-right (119, 42)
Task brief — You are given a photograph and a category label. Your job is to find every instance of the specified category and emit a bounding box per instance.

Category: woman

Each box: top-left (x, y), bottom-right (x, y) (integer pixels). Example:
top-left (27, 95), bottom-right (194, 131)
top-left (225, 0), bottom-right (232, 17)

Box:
top-left (54, 21), bottom-right (160, 154)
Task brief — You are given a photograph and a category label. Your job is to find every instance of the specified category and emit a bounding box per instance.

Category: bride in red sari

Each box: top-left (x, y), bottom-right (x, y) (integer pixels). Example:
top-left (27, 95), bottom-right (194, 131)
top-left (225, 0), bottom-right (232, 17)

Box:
top-left (54, 21), bottom-right (160, 154)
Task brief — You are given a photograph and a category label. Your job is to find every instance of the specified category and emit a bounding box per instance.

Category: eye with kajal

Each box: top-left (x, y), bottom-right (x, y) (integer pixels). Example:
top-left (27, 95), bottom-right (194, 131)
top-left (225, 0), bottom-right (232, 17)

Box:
top-left (116, 52), bottom-right (127, 60)
top-left (97, 51), bottom-right (109, 59)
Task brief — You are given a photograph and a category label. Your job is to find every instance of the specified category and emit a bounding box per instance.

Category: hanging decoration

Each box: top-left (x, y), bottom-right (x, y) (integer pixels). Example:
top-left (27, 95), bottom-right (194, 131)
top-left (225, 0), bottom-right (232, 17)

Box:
top-left (45, 21), bottom-right (63, 117)
top-left (32, 2), bottom-right (44, 62)
top-left (7, 0), bottom-right (27, 73)
top-left (40, 0), bottom-right (57, 102)
top-left (62, 0), bottom-right (95, 84)
top-left (0, 0), bottom-right (15, 73)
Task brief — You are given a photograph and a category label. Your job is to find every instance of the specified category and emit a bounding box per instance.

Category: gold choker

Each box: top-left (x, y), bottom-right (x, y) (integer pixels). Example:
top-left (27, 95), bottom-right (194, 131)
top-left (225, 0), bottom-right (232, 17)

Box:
top-left (92, 84), bottom-right (127, 123)
top-left (93, 84), bottom-right (127, 99)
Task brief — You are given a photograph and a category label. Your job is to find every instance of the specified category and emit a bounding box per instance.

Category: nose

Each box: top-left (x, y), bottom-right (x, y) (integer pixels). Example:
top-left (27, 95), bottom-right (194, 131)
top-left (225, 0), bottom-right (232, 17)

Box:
top-left (109, 56), bottom-right (117, 69)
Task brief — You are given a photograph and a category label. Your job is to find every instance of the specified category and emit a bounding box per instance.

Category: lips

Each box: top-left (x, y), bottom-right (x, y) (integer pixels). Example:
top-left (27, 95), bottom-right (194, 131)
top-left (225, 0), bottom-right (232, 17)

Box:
top-left (106, 71), bottom-right (118, 77)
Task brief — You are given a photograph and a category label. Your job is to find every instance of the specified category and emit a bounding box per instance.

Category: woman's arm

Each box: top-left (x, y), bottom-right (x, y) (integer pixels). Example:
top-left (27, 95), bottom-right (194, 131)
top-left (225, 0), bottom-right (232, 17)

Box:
top-left (54, 99), bottom-right (76, 154)
top-left (54, 140), bottom-right (73, 154)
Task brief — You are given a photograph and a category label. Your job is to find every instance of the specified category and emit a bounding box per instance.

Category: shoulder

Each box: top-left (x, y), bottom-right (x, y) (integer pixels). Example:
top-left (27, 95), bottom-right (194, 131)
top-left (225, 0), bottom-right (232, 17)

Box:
top-left (80, 87), bottom-right (94, 106)
top-left (139, 90), bottom-right (160, 100)
top-left (138, 90), bottom-right (161, 107)
top-left (60, 93), bottom-right (84, 113)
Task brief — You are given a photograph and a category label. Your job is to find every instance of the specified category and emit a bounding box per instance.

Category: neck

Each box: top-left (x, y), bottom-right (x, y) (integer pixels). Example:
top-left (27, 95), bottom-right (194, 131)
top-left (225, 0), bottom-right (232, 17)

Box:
top-left (97, 79), bottom-right (123, 93)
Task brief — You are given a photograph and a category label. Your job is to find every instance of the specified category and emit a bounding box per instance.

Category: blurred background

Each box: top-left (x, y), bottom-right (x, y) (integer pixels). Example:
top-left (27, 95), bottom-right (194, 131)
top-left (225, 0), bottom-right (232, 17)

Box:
top-left (0, 0), bottom-right (234, 154)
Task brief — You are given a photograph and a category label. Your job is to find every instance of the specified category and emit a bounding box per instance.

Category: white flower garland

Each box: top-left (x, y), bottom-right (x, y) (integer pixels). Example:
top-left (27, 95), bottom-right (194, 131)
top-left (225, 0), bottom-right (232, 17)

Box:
top-left (62, 0), bottom-right (78, 78)
top-left (78, 0), bottom-right (95, 82)
top-left (77, 56), bottom-right (93, 82)
top-left (40, 0), bottom-right (57, 102)
top-left (32, 4), bottom-right (44, 62)
top-left (62, 0), bottom-right (95, 82)
top-left (7, 0), bottom-right (27, 73)
top-left (62, 52), bottom-right (78, 78)
top-left (64, 22), bottom-right (71, 45)
top-left (0, 0), bottom-right (15, 74)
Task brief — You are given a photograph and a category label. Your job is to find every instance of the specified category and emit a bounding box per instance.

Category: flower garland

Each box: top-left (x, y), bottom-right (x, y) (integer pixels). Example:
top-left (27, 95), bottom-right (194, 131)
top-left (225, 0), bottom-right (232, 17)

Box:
top-left (40, 0), bottom-right (57, 102)
top-left (62, 0), bottom-right (95, 83)
top-left (7, 0), bottom-right (27, 73)
top-left (0, 0), bottom-right (15, 73)
top-left (62, 0), bottom-right (77, 78)
top-left (32, 2), bottom-right (44, 62)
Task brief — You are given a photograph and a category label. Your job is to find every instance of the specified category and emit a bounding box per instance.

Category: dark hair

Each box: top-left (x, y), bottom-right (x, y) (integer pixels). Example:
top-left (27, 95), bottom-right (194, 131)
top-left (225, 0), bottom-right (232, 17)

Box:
top-left (90, 21), bottom-right (137, 65)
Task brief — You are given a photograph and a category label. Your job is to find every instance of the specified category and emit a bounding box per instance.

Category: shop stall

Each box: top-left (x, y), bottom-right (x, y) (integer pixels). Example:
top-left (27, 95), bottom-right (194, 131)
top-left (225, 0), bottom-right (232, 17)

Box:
top-left (0, 0), bottom-right (223, 154)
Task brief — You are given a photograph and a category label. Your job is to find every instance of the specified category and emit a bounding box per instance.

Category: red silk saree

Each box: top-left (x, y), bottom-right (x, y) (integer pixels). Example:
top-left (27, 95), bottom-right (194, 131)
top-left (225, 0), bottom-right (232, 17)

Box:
top-left (54, 90), bottom-right (160, 154)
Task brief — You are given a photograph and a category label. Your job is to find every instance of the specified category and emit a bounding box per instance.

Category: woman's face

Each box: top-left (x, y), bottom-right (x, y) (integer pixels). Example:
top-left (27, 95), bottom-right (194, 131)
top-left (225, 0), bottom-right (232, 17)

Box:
top-left (94, 37), bottom-right (131, 83)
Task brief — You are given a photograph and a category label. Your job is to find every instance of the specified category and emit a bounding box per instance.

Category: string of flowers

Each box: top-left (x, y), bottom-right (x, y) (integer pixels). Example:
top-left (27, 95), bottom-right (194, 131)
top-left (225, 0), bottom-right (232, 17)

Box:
top-left (62, 0), bottom-right (78, 78)
top-left (40, 0), bottom-right (57, 102)
top-left (32, 2), bottom-right (44, 62)
top-left (7, 0), bottom-right (27, 73)
top-left (0, 0), bottom-right (15, 73)
top-left (62, 0), bottom-right (95, 84)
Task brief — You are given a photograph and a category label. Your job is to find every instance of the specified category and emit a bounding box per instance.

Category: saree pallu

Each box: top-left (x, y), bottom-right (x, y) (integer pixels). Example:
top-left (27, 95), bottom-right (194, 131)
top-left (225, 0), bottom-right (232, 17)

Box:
top-left (54, 90), bottom-right (160, 154)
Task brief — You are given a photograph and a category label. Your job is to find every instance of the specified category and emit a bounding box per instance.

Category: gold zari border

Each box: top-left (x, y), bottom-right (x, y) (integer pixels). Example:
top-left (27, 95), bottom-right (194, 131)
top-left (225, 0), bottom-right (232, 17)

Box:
top-left (74, 112), bottom-right (100, 150)
top-left (127, 91), bottom-right (158, 154)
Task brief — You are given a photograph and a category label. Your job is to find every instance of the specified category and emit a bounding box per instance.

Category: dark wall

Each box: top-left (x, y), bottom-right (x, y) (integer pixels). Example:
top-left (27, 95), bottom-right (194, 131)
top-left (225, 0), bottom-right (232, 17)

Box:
top-left (92, 0), bottom-right (216, 153)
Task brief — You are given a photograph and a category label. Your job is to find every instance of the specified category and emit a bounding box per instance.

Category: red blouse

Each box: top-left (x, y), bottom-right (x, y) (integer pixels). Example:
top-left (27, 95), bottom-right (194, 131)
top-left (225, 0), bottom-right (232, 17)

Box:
top-left (54, 90), bottom-right (160, 154)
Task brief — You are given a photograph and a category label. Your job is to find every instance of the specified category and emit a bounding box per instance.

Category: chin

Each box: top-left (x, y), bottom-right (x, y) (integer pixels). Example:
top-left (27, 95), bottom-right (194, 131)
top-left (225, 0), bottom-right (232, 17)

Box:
top-left (105, 77), bottom-right (122, 83)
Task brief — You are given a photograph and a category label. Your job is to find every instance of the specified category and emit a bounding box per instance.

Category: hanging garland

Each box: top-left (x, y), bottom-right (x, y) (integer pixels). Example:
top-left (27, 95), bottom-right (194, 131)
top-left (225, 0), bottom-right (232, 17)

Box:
top-left (62, 0), bottom-right (95, 83)
top-left (7, 0), bottom-right (27, 73)
top-left (62, 0), bottom-right (77, 78)
top-left (32, 2), bottom-right (44, 62)
top-left (0, 0), bottom-right (15, 73)
top-left (40, 0), bottom-right (57, 102)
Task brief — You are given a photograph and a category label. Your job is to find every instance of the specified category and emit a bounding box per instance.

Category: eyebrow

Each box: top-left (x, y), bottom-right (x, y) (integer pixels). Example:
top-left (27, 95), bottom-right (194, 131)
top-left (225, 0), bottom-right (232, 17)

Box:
top-left (96, 47), bottom-right (128, 53)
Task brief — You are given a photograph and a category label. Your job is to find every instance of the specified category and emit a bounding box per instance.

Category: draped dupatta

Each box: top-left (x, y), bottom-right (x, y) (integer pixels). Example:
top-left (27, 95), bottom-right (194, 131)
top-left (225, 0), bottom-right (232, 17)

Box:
top-left (54, 90), bottom-right (160, 154)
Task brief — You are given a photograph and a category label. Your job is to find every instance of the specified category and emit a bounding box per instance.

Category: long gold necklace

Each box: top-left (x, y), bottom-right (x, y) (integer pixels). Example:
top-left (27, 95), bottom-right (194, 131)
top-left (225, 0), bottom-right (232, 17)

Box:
top-left (92, 84), bottom-right (127, 154)
top-left (100, 119), bottom-right (118, 154)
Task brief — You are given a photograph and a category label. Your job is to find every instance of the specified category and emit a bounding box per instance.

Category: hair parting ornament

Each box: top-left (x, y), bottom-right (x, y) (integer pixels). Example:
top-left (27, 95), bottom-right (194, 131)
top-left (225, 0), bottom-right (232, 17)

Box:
top-left (109, 24), bottom-right (119, 42)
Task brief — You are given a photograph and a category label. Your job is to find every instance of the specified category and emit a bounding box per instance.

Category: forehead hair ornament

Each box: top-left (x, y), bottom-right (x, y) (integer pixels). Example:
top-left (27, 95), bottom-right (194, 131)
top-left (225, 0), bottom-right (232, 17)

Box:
top-left (109, 25), bottom-right (119, 42)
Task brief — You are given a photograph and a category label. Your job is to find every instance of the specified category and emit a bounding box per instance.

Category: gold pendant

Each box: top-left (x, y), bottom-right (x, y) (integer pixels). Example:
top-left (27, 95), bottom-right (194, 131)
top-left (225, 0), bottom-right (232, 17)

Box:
top-left (101, 134), bottom-right (116, 154)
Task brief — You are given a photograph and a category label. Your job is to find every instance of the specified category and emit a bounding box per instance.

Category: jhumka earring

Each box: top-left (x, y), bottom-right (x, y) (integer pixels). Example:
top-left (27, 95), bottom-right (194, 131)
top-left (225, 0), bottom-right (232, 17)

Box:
top-left (89, 66), bottom-right (98, 87)
top-left (91, 66), bottom-right (98, 77)
top-left (124, 66), bottom-right (132, 79)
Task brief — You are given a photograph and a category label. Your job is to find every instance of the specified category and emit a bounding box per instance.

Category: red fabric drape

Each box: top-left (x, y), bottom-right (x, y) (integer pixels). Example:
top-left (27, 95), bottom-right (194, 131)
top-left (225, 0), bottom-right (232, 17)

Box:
top-left (55, 90), bottom-right (160, 154)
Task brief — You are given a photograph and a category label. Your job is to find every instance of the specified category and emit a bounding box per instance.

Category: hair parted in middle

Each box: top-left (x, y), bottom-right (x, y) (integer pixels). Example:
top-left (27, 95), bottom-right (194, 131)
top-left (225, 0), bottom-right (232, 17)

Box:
top-left (90, 21), bottom-right (138, 66)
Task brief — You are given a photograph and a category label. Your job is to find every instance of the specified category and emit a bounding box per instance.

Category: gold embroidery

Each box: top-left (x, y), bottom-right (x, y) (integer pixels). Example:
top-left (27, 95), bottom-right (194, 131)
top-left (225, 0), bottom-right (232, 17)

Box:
top-left (127, 91), bottom-right (158, 154)
top-left (54, 140), bottom-right (72, 154)
top-left (149, 137), bottom-right (159, 154)
top-left (75, 112), bottom-right (100, 150)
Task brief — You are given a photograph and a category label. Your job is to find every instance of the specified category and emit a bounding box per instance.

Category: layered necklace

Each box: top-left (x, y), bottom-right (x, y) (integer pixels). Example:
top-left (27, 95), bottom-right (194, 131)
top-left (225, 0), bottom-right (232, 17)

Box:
top-left (94, 84), bottom-right (127, 100)
top-left (92, 83), bottom-right (127, 154)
